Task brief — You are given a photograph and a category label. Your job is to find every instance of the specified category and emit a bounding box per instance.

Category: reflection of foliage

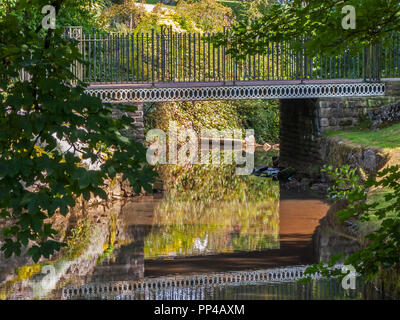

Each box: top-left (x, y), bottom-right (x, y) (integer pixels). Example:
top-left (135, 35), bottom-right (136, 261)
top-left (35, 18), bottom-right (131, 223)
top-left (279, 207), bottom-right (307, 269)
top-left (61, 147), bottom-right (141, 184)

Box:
top-left (145, 167), bottom-right (279, 258)
top-left (97, 211), bottom-right (117, 264)
top-left (0, 263), bottom-right (43, 300)
top-left (145, 197), bottom-right (279, 259)
top-left (64, 218), bottom-right (93, 260)
top-left (96, 244), bottom-right (115, 264)
top-left (160, 164), bottom-right (279, 202)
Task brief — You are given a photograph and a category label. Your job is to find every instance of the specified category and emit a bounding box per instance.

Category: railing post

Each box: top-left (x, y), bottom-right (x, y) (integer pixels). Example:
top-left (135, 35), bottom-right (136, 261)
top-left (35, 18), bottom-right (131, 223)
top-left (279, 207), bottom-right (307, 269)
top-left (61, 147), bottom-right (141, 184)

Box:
top-left (223, 26), bottom-right (226, 85)
top-left (151, 28), bottom-right (155, 86)
top-left (92, 28), bottom-right (96, 82)
top-left (232, 40), bottom-right (236, 85)
top-left (375, 42), bottom-right (382, 81)
top-left (300, 38), bottom-right (304, 82)
top-left (161, 26), bottom-right (165, 82)
top-left (363, 46), bottom-right (367, 81)
top-left (363, 43), bottom-right (382, 82)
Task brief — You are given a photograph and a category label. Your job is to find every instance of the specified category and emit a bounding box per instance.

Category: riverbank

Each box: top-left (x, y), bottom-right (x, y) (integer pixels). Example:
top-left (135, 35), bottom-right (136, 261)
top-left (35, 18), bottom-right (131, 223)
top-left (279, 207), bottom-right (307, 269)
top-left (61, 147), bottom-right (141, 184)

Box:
top-left (314, 118), bottom-right (400, 299)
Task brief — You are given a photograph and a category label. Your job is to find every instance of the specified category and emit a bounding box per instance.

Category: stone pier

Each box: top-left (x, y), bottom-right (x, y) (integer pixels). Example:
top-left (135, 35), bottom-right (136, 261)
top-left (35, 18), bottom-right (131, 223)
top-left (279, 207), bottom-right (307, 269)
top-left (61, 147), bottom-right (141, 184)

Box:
top-left (112, 103), bottom-right (145, 141)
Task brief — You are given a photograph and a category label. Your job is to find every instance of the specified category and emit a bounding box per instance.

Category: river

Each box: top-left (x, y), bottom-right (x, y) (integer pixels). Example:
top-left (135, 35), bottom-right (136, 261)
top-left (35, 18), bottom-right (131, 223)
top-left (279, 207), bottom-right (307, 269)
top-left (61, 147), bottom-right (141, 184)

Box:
top-left (0, 151), bottom-right (384, 300)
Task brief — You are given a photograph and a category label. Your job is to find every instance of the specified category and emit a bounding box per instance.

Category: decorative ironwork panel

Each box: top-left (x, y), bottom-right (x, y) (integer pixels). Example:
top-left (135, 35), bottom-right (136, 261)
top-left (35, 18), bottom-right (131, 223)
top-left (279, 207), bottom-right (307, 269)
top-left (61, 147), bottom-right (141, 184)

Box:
top-left (85, 83), bottom-right (386, 103)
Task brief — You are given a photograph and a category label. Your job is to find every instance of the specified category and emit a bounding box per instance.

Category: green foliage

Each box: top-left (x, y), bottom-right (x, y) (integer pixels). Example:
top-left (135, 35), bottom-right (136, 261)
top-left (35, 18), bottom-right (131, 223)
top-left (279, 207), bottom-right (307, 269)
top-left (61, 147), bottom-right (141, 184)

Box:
top-left (176, 0), bottom-right (234, 32)
top-left (321, 165), bottom-right (364, 200)
top-left (211, 0), bottom-right (400, 58)
top-left (304, 165), bottom-right (400, 283)
top-left (1, 0), bottom-right (103, 33)
top-left (146, 99), bottom-right (279, 145)
top-left (0, 0), bottom-right (156, 262)
top-left (99, 0), bottom-right (146, 32)
top-left (300, 253), bottom-right (347, 283)
top-left (243, 0), bottom-right (275, 20)
top-left (217, 0), bottom-right (247, 21)
top-left (233, 99), bottom-right (279, 144)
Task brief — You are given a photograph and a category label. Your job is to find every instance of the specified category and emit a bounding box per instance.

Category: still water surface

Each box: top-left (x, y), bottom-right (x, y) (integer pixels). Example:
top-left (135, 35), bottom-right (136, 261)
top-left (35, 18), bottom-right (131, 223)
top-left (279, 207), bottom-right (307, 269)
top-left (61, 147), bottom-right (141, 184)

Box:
top-left (0, 154), bottom-right (384, 300)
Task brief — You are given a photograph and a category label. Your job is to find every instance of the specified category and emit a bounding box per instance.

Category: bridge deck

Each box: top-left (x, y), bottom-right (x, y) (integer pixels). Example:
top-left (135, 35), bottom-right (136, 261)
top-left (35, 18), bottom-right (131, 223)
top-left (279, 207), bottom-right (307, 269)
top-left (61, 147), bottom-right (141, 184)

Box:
top-left (88, 78), bottom-right (394, 90)
top-left (85, 79), bottom-right (395, 102)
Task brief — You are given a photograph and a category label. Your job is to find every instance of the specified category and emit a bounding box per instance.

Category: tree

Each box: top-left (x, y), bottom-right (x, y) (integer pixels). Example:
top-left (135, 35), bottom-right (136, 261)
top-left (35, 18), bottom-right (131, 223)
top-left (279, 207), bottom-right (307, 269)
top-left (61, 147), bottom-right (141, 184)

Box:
top-left (99, 0), bottom-right (146, 32)
top-left (0, 0), bottom-right (107, 32)
top-left (0, 0), bottom-right (156, 262)
top-left (211, 0), bottom-right (400, 57)
top-left (176, 0), bottom-right (234, 32)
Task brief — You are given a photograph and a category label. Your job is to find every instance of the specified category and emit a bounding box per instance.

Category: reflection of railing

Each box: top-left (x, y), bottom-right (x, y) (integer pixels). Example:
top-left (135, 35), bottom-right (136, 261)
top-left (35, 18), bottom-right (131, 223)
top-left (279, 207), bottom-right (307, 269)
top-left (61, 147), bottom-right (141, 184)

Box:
top-left (65, 26), bottom-right (400, 84)
top-left (62, 265), bottom-right (327, 300)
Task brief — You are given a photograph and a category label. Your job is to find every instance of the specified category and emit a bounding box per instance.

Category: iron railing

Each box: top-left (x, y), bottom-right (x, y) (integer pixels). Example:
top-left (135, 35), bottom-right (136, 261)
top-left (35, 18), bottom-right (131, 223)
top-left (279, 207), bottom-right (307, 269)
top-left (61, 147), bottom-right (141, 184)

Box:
top-left (65, 27), bottom-right (400, 85)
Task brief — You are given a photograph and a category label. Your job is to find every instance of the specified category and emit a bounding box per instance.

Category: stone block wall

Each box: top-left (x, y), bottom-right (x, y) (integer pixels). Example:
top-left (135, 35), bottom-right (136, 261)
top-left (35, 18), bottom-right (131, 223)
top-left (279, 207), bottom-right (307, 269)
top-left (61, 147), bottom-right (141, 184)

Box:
top-left (317, 96), bottom-right (400, 132)
top-left (111, 103), bottom-right (145, 141)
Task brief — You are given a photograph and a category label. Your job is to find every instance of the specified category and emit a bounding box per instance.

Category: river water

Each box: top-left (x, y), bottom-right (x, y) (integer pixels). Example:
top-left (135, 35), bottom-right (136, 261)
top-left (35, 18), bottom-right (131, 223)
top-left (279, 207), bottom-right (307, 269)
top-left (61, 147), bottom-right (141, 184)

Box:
top-left (0, 152), bottom-right (384, 300)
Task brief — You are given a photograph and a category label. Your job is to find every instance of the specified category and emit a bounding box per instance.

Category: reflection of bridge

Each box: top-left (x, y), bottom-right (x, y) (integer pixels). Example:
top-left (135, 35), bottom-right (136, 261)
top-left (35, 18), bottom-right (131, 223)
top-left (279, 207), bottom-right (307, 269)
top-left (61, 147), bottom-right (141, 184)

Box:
top-left (62, 264), bottom-right (376, 300)
top-left (64, 27), bottom-right (400, 102)
top-left (62, 265), bottom-right (326, 300)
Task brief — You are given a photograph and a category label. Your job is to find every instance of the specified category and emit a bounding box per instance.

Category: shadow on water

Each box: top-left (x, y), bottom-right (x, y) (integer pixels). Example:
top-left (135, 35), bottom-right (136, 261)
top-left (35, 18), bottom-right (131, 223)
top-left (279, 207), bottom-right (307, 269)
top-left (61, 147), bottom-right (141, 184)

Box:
top-left (0, 151), bottom-right (387, 300)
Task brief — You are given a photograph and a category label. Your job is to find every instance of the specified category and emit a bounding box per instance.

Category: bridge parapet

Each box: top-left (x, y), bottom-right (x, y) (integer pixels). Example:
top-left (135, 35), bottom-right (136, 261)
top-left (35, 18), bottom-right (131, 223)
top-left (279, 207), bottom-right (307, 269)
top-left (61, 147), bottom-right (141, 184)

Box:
top-left (65, 27), bottom-right (399, 86)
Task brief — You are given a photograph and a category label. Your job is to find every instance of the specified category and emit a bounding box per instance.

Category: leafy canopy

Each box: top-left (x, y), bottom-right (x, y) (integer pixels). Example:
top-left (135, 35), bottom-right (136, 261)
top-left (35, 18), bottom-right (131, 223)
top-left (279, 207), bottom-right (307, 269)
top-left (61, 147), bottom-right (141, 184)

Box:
top-left (0, 0), bottom-right (156, 262)
top-left (211, 0), bottom-right (400, 58)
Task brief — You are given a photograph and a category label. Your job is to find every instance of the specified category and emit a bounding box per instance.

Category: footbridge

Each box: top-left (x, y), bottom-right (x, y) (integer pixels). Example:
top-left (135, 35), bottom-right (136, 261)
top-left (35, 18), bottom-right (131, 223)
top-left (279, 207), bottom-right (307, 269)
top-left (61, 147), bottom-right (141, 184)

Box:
top-left (63, 27), bottom-right (400, 103)
top-left (64, 27), bottom-right (400, 171)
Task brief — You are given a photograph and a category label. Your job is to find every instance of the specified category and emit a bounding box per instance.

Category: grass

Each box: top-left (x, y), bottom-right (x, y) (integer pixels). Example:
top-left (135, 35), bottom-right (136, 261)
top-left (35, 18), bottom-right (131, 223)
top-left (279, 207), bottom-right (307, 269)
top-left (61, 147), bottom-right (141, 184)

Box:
top-left (325, 122), bottom-right (400, 150)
